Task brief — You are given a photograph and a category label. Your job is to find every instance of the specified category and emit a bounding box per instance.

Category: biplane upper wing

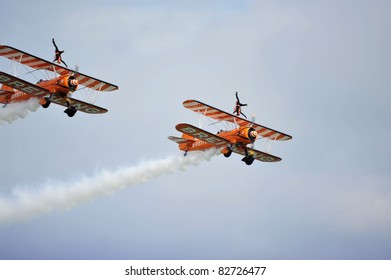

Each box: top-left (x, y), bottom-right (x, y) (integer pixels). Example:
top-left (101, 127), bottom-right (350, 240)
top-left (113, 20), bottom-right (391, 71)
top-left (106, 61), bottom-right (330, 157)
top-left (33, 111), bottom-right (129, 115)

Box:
top-left (0, 71), bottom-right (49, 96)
top-left (50, 93), bottom-right (108, 114)
top-left (175, 123), bottom-right (230, 146)
top-left (0, 45), bottom-right (118, 92)
top-left (183, 99), bottom-right (292, 141)
top-left (232, 146), bottom-right (282, 162)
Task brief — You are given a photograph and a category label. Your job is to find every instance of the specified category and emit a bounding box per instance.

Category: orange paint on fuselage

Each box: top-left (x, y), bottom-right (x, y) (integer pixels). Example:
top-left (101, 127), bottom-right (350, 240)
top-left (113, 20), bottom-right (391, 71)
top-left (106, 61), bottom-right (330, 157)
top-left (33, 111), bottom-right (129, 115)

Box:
top-left (0, 89), bottom-right (30, 104)
top-left (179, 127), bottom-right (255, 153)
top-left (35, 74), bottom-right (78, 95)
top-left (0, 74), bottom-right (78, 105)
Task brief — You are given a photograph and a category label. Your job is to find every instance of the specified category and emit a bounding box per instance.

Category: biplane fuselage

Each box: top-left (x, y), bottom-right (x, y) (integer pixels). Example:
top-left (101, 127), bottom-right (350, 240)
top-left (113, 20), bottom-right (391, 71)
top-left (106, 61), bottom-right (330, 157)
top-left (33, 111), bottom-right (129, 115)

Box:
top-left (35, 74), bottom-right (78, 96)
top-left (179, 126), bottom-right (256, 154)
top-left (0, 73), bottom-right (78, 105)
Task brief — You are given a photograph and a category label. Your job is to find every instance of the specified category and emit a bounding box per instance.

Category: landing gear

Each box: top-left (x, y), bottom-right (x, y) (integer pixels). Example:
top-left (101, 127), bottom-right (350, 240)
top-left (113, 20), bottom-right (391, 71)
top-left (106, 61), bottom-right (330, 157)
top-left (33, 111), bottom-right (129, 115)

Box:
top-left (223, 147), bottom-right (233, 158)
top-left (64, 106), bottom-right (77, 117)
top-left (241, 146), bottom-right (254, 165)
top-left (41, 97), bottom-right (51, 108)
top-left (242, 155), bottom-right (255, 165)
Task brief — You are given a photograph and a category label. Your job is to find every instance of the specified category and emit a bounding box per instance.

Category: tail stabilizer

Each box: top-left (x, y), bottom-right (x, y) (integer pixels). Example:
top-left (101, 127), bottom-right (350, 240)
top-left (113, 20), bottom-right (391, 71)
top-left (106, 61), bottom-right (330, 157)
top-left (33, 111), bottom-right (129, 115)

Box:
top-left (168, 136), bottom-right (195, 145)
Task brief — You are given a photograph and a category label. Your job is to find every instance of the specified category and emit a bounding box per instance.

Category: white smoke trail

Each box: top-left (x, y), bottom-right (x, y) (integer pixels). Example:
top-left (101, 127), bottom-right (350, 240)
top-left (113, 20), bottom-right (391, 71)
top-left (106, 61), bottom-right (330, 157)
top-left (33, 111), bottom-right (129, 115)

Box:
top-left (0, 149), bottom-right (218, 225)
top-left (0, 99), bottom-right (40, 125)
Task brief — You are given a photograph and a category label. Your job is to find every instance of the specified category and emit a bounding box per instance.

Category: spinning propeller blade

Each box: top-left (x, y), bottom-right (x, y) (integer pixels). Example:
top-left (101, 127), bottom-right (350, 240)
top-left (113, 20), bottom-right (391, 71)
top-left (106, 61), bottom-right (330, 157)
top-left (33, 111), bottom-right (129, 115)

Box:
top-left (73, 64), bottom-right (80, 76)
top-left (251, 114), bottom-right (256, 148)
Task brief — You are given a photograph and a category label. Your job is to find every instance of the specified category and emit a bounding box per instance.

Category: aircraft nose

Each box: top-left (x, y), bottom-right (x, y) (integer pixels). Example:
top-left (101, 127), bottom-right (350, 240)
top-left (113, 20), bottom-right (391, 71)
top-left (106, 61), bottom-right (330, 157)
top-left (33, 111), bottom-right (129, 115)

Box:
top-left (70, 79), bottom-right (78, 86)
top-left (68, 77), bottom-right (79, 92)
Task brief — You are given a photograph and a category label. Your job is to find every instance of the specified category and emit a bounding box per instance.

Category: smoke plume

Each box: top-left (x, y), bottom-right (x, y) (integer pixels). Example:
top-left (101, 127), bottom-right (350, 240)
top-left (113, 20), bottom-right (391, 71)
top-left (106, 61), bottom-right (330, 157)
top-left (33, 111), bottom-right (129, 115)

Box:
top-left (0, 99), bottom-right (40, 125)
top-left (0, 149), bottom-right (218, 225)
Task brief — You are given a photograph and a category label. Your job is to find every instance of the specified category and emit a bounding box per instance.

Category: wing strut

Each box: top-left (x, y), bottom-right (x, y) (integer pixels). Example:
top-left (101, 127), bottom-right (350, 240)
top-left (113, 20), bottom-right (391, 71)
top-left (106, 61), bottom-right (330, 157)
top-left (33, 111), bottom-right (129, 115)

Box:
top-left (266, 134), bottom-right (279, 153)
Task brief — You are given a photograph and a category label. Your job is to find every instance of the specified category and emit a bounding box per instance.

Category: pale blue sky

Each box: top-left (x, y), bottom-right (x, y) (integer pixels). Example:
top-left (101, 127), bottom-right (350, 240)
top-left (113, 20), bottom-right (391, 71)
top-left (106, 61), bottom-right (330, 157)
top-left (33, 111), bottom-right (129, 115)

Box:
top-left (0, 0), bottom-right (390, 259)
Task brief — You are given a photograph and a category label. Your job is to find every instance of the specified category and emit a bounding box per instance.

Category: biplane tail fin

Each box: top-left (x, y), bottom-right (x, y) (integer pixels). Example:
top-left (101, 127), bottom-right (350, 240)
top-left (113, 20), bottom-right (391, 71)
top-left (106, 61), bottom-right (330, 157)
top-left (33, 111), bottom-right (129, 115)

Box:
top-left (0, 84), bottom-right (15, 94)
top-left (0, 84), bottom-right (14, 105)
top-left (181, 133), bottom-right (195, 141)
top-left (168, 136), bottom-right (195, 151)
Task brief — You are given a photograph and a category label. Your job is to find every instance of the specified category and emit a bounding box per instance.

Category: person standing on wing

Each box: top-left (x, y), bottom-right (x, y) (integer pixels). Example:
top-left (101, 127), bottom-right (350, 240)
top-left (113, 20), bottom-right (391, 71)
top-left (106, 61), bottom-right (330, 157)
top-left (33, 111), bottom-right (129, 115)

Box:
top-left (233, 91), bottom-right (247, 119)
top-left (52, 38), bottom-right (68, 67)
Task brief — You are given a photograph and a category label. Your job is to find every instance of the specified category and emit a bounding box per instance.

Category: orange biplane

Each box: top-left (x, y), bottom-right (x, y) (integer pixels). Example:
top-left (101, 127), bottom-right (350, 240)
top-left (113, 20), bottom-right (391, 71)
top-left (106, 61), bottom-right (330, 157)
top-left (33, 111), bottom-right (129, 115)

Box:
top-left (0, 45), bottom-right (118, 117)
top-left (168, 100), bottom-right (292, 165)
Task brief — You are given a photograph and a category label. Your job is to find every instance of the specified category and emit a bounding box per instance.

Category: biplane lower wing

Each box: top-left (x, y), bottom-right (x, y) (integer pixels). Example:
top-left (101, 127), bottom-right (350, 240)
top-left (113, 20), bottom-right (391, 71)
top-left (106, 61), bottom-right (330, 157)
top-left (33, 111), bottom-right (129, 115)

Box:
top-left (50, 93), bottom-right (108, 114)
top-left (0, 71), bottom-right (49, 96)
top-left (0, 45), bottom-right (119, 92)
top-left (183, 99), bottom-right (292, 141)
top-left (232, 146), bottom-right (282, 162)
top-left (175, 123), bottom-right (230, 146)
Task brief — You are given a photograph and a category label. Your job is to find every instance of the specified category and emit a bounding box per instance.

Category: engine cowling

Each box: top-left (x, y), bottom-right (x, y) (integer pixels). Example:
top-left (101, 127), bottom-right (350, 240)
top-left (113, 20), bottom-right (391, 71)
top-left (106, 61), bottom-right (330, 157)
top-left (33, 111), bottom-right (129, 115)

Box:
top-left (67, 76), bottom-right (79, 92)
top-left (56, 75), bottom-right (79, 92)
top-left (238, 127), bottom-right (258, 141)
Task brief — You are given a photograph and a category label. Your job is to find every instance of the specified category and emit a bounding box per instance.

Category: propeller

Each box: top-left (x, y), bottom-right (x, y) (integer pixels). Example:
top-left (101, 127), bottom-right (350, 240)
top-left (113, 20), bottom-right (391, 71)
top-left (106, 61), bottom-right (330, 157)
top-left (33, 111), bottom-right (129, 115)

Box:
top-left (67, 65), bottom-right (80, 93)
top-left (72, 64), bottom-right (80, 76)
top-left (250, 114), bottom-right (256, 149)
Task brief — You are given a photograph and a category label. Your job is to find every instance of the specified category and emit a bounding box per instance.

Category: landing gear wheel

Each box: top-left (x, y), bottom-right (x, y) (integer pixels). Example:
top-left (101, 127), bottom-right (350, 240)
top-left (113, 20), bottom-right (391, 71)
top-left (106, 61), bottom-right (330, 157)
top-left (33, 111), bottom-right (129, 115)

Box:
top-left (41, 97), bottom-right (51, 108)
top-left (223, 147), bottom-right (233, 158)
top-left (64, 106), bottom-right (77, 117)
top-left (242, 155), bottom-right (255, 165)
